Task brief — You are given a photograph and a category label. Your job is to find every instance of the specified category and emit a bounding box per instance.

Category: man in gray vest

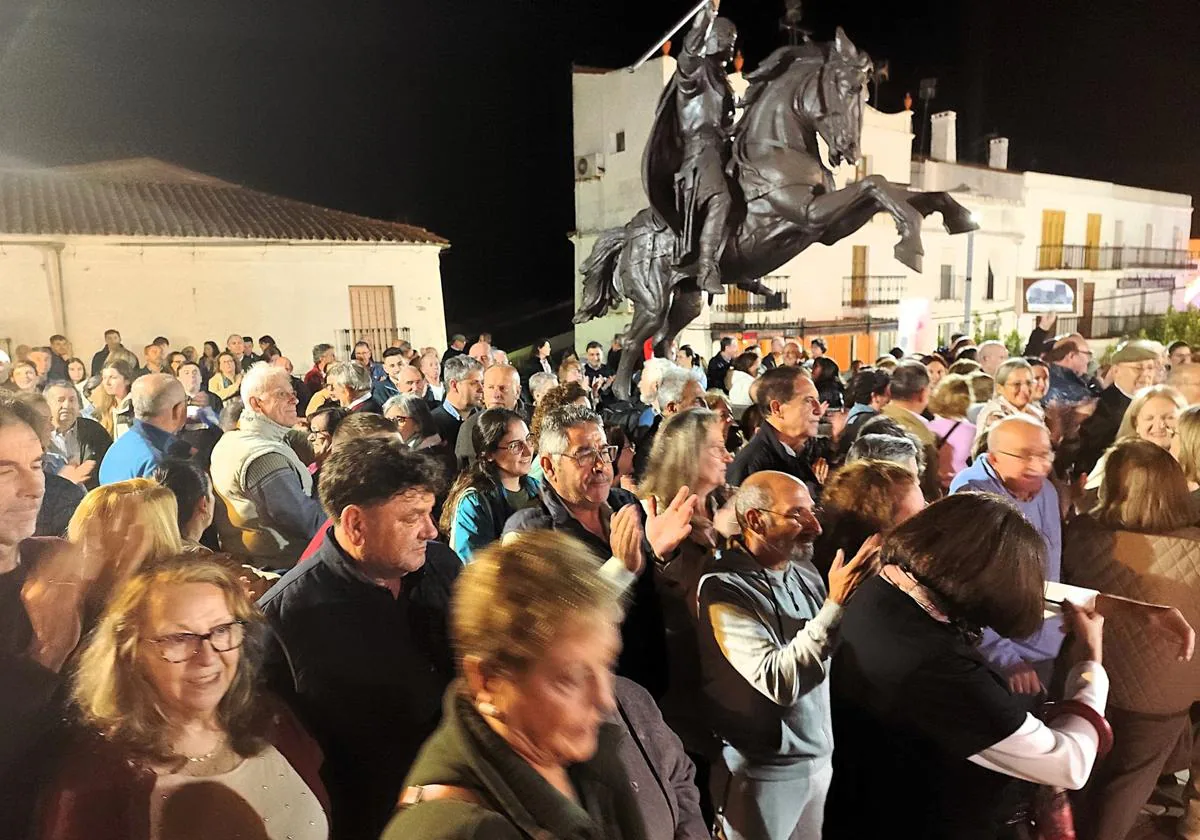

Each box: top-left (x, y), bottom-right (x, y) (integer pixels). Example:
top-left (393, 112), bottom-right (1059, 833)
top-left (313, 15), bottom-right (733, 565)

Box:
top-left (698, 470), bottom-right (877, 840)
top-left (210, 363), bottom-right (324, 566)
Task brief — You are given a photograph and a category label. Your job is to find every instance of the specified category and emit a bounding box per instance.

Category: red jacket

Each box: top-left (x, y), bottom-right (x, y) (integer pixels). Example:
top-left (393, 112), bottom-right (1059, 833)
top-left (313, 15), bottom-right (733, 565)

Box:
top-left (38, 703), bottom-right (328, 840)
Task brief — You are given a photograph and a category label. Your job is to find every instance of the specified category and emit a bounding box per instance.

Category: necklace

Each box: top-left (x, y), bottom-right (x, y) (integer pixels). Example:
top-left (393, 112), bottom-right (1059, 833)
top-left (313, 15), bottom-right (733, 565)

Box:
top-left (176, 735), bottom-right (225, 764)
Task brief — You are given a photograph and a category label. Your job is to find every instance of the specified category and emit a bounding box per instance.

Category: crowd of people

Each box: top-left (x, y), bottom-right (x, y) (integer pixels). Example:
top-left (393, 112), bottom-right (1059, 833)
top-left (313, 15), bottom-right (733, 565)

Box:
top-left (3, 314), bottom-right (1200, 840)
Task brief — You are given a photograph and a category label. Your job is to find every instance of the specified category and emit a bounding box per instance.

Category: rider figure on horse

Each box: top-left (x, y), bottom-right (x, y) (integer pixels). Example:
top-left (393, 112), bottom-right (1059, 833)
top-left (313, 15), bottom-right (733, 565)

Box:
top-left (643, 0), bottom-right (738, 296)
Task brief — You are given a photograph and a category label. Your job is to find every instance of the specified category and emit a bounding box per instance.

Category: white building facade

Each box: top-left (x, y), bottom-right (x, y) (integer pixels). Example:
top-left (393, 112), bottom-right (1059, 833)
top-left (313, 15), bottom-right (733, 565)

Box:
top-left (571, 56), bottom-right (1194, 366)
top-left (0, 159), bottom-right (449, 363)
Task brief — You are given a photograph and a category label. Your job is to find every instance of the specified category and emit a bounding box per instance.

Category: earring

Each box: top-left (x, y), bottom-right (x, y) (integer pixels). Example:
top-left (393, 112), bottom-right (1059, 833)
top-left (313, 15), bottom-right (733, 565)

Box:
top-left (477, 701), bottom-right (502, 721)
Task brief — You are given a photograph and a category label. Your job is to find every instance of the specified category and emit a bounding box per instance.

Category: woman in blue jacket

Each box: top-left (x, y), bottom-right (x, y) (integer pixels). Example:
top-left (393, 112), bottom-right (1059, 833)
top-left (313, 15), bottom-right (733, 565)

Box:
top-left (440, 408), bottom-right (540, 561)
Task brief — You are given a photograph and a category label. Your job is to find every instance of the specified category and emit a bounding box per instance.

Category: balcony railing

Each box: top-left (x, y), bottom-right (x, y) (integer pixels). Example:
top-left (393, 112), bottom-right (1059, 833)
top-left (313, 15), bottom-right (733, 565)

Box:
top-left (1036, 245), bottom-right (1191, 271)
top-left (337, 327), bottom-right (411, 358)
top-left (1056, 312), bottom-right (1164, 340)
top-left (713, 290), bottom-right (789, 314)
top-left (842, 275), bottom-right (904, 308)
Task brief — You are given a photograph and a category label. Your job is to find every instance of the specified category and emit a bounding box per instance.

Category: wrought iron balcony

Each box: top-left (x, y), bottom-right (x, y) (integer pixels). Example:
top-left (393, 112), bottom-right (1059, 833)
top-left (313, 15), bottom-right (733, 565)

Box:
top-left (1036, 245), bottom-right (1191, 271)
top-left (842, 275), bottom-right (904, 308)
top-left (713, 290), bottom-right (789, 314)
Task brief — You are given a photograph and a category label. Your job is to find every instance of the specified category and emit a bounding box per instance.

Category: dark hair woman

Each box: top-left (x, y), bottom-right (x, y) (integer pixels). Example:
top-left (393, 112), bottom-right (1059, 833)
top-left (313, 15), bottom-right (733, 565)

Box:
top-left (811, 356), bottom-right (845, 410)
top-left (441, 408), bottom-right (540, 561)
top-left (826, 492), bottom-right (1110, 840)
top-left (199, 341), bottom-right (221, 380)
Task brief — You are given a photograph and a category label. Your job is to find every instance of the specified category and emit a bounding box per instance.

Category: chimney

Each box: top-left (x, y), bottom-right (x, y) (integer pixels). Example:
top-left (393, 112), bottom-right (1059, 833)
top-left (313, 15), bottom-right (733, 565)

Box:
top-left (930, 110), bottom-right (957, 163)
top-left (988, 137), bottom-right (1009, 170)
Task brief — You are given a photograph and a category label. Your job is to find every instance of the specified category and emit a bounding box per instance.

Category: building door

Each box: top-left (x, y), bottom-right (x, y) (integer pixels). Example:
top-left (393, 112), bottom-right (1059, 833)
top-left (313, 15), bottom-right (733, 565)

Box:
top-left (1085, 213), bottom-right (1101, 269)
top-left (1040, 210), bottom-right (1066, 270)
top-left (1080, 281), bottom-right (1096, 339)
top-left (850, 245), bottom-right (869, 306)
top-left (347, 286), bottom-right (399, 354)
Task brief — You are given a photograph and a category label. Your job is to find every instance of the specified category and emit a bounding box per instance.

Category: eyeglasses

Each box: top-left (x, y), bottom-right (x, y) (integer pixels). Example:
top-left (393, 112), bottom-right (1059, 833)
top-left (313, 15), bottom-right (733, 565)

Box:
top-left (556, 445), bottom-right (619, 468)
top-left (147, 621), bottom-right (246, 663)
top-left (307, 429), bottom-right (332, 440)
top-left (499, 435), bottom-right (534, 455)
top-left (996, 450), bottom-right (1054, 465)
top-left (389, 415), bottom-right (413, 425)
top-left (754, 506), bottom-right (821, 525)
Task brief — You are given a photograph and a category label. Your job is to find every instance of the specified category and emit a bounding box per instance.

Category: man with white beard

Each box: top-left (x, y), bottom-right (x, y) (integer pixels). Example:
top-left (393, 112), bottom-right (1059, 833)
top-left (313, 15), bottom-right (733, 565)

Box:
top-left (697, 470), bottom-right (879, 840)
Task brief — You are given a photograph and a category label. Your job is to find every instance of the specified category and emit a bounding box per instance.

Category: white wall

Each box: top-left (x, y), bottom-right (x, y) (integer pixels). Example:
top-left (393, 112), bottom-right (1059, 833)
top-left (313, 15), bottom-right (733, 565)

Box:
top-left (0, 243), bottom-right (58, 352)
top-left (0, 236), bottom-right (447, 361)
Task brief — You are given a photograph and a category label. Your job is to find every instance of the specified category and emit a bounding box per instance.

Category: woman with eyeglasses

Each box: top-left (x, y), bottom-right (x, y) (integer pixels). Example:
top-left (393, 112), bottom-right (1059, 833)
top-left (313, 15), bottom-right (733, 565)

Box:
top-left (973, 359), bottom-right (1044, 448)
top-left (441, 408), bottom-right (540, 562)
top-left (39, 555), bottom-right (329, 840)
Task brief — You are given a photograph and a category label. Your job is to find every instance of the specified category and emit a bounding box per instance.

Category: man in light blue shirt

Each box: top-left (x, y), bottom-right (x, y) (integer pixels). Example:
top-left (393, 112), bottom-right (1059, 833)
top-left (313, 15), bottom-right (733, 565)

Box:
top-left (950, 414), bottom-right (1062, 695)
top-left (98, 374), bottom-right (187, 484)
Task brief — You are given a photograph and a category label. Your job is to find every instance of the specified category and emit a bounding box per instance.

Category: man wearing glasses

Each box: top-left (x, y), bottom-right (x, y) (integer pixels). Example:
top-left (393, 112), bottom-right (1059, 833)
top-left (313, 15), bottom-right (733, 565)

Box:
top-left (503, 404), bottom-right (695, 697)
top-left (697, 470), bottom-right (879, 840)
top-left (1044, 333), bottom-right (1098, 406)
top-left (1076, 340), bottom-right (1161, 476)
top-left (951, 415), bottom-right (1063, 697)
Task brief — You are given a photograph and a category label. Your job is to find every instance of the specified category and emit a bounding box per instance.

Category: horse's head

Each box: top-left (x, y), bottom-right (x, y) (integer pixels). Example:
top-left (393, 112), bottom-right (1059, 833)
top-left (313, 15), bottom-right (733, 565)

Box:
top-left (814, 28), bottom-right (872, 168)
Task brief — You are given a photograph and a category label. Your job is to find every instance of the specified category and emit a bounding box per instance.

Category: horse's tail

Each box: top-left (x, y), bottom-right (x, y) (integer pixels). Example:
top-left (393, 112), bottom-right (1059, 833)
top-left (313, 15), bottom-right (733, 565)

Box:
top-left (573, 226), bottom-right (628, 324)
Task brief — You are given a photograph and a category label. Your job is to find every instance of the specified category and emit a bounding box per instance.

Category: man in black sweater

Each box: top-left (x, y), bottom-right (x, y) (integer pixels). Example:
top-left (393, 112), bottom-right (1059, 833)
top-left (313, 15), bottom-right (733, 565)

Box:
top-left (259, 438), bottom-right (459, 840)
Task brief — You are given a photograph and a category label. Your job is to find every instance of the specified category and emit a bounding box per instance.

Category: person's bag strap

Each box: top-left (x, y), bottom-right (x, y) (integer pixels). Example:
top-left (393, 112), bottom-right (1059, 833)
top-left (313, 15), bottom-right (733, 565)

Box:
top-left (399, 784), bottom-right (484, 808)
top-left (398, 785), bottom-right (555, 840)
top-left (935, 420), bottom-right (962, 449)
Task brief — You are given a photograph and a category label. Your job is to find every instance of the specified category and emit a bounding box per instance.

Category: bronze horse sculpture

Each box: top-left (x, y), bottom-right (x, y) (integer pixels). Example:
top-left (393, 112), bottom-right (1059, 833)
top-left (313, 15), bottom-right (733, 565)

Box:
top-left (574, 29), bottom-right (979, 400)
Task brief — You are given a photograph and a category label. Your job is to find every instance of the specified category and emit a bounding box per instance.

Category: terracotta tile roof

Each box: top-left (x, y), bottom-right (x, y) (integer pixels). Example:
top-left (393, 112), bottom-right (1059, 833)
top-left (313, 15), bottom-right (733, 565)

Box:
top-left (0, 158), bottom-right (447, 245)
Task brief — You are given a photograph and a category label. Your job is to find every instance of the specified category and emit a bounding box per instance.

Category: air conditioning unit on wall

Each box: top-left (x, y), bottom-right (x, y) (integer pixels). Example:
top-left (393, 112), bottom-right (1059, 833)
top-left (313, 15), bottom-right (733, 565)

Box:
top-left (575, 154), bottom-right (605, 181)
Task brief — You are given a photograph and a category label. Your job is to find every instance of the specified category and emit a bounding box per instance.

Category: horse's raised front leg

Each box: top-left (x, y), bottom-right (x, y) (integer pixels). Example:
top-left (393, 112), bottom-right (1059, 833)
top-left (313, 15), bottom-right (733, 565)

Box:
top-left (901, 189), bottom-right (980, 235)
top-left (805, 174), bottom-right (926, 272)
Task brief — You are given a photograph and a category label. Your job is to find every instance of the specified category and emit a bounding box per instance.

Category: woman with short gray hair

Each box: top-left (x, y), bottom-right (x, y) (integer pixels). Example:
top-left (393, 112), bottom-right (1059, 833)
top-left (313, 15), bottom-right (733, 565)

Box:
top-left (974, 358), bottom-right (1044, 443)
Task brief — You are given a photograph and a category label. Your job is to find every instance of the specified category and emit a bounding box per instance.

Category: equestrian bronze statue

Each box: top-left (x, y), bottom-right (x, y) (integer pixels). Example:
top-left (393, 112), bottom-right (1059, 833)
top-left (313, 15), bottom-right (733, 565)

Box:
top-left (574, 8), bottom-right (978, 400)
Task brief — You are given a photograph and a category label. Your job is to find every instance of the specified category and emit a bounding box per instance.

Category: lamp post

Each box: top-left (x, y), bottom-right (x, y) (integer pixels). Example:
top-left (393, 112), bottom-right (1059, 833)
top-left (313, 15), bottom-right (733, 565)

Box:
top-left (962, 212), bottom-right (983, 336)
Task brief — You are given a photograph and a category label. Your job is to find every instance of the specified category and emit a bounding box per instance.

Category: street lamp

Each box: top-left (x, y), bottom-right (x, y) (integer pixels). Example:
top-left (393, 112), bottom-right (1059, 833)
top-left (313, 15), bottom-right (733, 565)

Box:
top-left (962, 211), bottom-right (983, 336)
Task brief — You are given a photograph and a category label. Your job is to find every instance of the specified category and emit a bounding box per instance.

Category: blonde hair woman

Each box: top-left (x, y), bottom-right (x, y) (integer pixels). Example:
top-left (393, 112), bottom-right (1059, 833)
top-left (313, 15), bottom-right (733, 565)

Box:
top-left (1063, 439), bottom-right (1200, 839)
top-left (926, 373), bottom-right (976, 475)
top-left (1172, 405), bottom-right (1200, 496)
top-left (383, 530), bottom-right (690, 840)
top-left (639, 409), bottom-right (734, 776)
top-left (39, 556), bottom-right (329, 840)
top-left (91, 360), bottom-right (136, 440)
top-left (67, 479), bottom-right (182, 605)
top-left (1084, 384), bottom-right (1186, 492)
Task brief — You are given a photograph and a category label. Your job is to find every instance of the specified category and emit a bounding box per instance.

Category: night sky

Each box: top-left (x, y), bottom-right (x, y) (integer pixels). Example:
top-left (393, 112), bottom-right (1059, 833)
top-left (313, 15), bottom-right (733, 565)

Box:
top-left (1, 0), bottom-right (1196, 346)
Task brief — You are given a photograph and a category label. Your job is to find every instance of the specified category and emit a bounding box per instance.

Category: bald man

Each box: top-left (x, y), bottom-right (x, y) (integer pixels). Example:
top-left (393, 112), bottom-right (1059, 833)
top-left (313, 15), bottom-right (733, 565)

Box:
top-left (98, 373), bottom-right (188, 484)
top-left (455, 364), bottom-right (523, 468)
top-left (697, 470), bottom-right (878, 840)
top-left (468, 341), bottom-right (493, 370)
top-left (977, 340), bottom-right (1010, 377)
top-left (1168, 362), bottom-right (1200, 406)
top-left (950, 415), bottom-right (1062, 695)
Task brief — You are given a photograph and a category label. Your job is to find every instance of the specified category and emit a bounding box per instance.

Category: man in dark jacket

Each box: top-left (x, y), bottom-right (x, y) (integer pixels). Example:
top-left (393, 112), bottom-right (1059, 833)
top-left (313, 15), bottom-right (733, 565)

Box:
top-left (43, 382), bottom-right (110, 490)
top-left (503, 404), bottom-right (695, 698)
top-left (707, 337), bottom-right (736, 394)
top-left (1043, 336), bottom-right (1099, 407)
top-left (259, 437), bottom-right (459, 840)
top-left (431, 354), bottom-right (483, 446)
top-left (728, 367), bottom-right (827, 498)
top-left (1075, 340), bottom-right (1160, 477)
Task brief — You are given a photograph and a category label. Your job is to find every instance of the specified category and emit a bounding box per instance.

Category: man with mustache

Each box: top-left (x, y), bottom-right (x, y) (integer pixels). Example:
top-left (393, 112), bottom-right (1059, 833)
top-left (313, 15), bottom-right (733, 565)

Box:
top-left (697, 470), bottom-right (878, 840)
